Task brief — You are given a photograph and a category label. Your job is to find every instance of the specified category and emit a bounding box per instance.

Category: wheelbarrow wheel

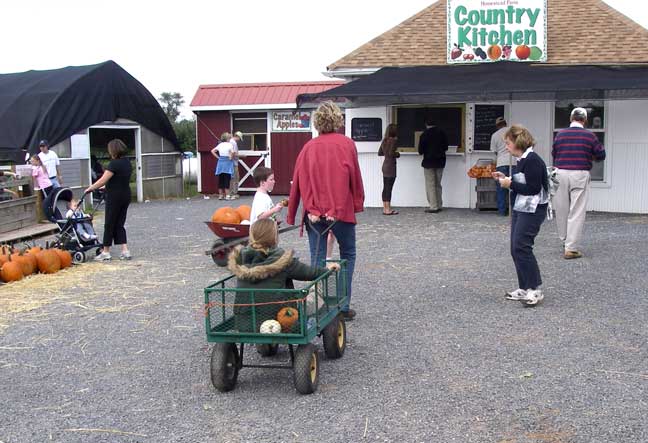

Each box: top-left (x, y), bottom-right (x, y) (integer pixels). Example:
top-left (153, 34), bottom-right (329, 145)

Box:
top-left (256, 344), bottom-right (278, 357)
top-left (211, 250), bottom-right (229, 267)
top-left (293, 344), bottom-right (319, 394)
top-left (322, 314), bottom-right (346, 359)
top-left (210, 343), bottom-right (239, 392)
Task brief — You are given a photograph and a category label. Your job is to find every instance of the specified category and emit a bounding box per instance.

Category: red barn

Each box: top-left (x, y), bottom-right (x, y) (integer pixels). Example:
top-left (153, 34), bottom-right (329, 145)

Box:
top-left (190, 81), bottom-right (344, 195)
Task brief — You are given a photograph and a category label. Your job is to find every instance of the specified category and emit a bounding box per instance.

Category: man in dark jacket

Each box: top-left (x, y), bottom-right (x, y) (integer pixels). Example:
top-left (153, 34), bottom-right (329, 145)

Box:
top-left (418, 118), bottom-right (449, 213)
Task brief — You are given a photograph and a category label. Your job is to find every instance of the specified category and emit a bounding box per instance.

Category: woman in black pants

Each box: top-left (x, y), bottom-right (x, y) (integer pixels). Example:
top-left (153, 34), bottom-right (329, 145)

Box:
top-left (86, 139), bottom-right (133, 261)
top-left (379, 123), bottom-right (399, 215)
top-left (493, 124), bottom-right (548, 307)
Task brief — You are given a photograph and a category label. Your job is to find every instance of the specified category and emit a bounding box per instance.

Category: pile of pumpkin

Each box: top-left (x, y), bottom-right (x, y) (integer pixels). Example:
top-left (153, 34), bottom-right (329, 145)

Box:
top-left (0, 244), bottom-right (73, 283)
top-left (467, 162), bottom-right (497, 178)
top-left (211, 205), bottom-right (252, 225)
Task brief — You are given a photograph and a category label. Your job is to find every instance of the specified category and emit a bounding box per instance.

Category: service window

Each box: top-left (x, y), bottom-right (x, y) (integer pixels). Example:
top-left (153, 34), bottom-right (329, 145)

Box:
top-left (232, 112), bottom-right (267, 151)
top-left (553, 101), bottom-right (605, 181)
top-left (393, 105), bottom-right (465, 153)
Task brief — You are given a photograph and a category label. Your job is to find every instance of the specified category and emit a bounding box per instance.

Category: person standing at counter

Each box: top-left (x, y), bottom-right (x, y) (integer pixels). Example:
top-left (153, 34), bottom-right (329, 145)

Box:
top-left (493, 124), bottom-right (549, 307)
top-left (490, 117), bottom-right (512, 216)
top-left (418, 118), bottom-right (448, 213)
top-left (552, 107), bottom-right (606, 260)
top-left (378, 123), bottom-right (399, 215)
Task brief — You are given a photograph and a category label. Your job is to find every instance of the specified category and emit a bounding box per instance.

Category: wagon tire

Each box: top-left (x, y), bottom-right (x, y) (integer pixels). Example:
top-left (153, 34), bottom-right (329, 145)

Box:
top-left (293, 344), bottom-right (319, 394)
top-left (322, 314), bottom-right (346, 359)
top-left (210, 343), bottom-right (239, 392)
top-left (72, 251), bottom-right (86, 264)
top-left (256, 344), bottom-right (278, 357)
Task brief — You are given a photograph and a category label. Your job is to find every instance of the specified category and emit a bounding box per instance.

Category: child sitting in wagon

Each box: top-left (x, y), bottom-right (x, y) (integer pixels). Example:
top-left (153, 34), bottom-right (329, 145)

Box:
top-left (227, 218), bottom-right (339, 333)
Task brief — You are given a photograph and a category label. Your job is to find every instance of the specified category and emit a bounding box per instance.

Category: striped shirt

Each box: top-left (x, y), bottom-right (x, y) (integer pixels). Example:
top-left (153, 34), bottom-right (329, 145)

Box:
top-left (552, 123), bottom-right (606, 170)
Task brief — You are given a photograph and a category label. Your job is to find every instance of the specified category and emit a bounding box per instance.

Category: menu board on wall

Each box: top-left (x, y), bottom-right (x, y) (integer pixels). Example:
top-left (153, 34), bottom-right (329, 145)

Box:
top-left (473, 105), bottom-right (505, 151)
top-left (351, 118), bottom-right (382, 142)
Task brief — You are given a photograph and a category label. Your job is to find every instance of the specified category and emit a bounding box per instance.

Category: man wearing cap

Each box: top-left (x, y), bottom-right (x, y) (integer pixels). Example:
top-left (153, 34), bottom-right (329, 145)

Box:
top-left (490, 116), bottom-right (512, 216)
top-left (229, 131), bottom-right (244, 199)
top-left (37, 140), bottom-right (63, 188)
top-left (418, 118), bottom-right (449, 213)
top-left (552, 107), bottom-right (606, 259)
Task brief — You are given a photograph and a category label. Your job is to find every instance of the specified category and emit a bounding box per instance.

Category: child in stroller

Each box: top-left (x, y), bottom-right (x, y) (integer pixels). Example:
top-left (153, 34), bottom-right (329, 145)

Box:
top-left (44, 188), bottom-right (103, 263)
top-left (65, 198), bottom-right (98, 241)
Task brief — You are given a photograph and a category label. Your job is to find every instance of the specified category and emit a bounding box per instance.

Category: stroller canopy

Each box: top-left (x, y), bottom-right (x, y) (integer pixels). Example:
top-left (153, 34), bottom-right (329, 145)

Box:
top-left (0, 60), bottom-right (178, 162)
top-left (43, 188), bottom-right (75, 223)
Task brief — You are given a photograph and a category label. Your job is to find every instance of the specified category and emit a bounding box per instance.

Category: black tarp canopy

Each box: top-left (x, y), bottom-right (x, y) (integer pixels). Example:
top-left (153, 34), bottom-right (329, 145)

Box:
top-left (297, 62), bottom-right (648, 107)
top-left (0, 60), bottom-right (178, 162)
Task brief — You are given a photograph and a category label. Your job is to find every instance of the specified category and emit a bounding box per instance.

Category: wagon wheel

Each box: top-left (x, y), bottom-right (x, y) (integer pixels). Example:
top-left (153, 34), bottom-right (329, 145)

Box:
top-left (322, 314), bottom-right (346, 359)
top-left (293, 343), bottom-right (319, 394)
top-left (210, 343), bottom-right (239, 392)
top-left (256, 344), bottom-right (279, 357)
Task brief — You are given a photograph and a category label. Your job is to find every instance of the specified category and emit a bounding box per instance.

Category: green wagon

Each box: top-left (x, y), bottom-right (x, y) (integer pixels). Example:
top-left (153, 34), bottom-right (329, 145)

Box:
top-left (204, 260), bottom-right (348, 394)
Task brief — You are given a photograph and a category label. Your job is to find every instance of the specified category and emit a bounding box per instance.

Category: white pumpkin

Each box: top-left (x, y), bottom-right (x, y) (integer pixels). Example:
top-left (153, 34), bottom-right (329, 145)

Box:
top-left (260, 319), bottom-right (281, 334)
top-left (240, 219), bottom-right (251, 225)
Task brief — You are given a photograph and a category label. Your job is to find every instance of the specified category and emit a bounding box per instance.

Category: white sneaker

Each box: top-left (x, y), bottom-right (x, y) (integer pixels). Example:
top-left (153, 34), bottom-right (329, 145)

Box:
top-left (119, 251), bottom-right (132, 260)
top-left (521, 289), bottom-right (544, 306)
top-left (94, 252), bottom-right (112, 261)
top-left (225, 195), bottom-right (234, 200)
top-left (505, 288), bottom-right (527, 300)
top-left (82, 233), bottom-right (91, 240)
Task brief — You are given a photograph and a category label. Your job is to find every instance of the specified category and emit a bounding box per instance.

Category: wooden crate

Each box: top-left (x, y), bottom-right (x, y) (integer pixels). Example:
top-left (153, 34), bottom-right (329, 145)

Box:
top-left (0, 196), bottom-right (38, 234)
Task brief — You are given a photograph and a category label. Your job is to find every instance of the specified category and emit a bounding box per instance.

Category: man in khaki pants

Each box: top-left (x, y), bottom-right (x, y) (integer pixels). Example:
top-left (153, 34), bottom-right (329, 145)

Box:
top-left (551, 108), bottom-right (606, 259)
top-left (229, 131), bottom-right (244, 199)
top-left (418, 118), bottom-right (449, 213)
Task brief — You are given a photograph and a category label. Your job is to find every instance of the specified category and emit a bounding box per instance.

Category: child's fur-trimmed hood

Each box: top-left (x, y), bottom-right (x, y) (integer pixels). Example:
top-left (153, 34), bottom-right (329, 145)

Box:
top-left (227, 245), bottom-right (294, 281)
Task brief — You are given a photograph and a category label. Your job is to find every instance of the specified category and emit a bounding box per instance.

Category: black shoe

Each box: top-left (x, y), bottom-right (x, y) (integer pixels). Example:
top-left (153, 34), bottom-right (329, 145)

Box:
top-left (424, 209), bottom-right (440, 213)
top-left (342, 309), bottom-right (356, 320)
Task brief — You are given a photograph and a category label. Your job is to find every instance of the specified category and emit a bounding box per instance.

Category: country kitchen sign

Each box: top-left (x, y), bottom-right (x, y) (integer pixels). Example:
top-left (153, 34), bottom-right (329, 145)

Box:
top-left (272, 111), bottom-right (312, 132)
top-left (447, 0), bottom-right (547, 63)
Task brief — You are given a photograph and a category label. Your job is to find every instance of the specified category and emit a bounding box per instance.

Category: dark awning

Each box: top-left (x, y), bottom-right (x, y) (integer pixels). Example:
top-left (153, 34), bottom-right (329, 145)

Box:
top-left (0, 60), bottom-right (178, 162)
top-left (297, 62), bottom-right (648, 108)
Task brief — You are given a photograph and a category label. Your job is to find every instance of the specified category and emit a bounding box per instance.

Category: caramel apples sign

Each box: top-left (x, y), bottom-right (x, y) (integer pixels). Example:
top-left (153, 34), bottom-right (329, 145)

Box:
top-left (447, 0), bottom-right (547, 64)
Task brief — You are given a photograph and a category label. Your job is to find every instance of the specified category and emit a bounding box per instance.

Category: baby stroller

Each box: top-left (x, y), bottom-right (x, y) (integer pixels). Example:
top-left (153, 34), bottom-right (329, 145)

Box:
top-left (44, 188), bottom-right (104, 264)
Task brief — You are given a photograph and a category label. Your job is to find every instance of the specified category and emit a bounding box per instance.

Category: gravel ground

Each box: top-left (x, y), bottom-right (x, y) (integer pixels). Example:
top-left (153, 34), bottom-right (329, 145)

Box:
top-left (1, 196), bottom-right (647, 443)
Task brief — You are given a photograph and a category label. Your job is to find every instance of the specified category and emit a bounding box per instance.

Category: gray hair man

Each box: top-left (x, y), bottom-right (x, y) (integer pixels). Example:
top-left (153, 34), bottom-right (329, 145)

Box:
top-left (551, 107), bottom-right (606, 259)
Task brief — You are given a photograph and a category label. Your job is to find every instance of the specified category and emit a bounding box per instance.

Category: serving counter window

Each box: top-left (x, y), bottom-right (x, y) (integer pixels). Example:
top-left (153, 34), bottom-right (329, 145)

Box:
top-left (554, 101), bottom-right (605, 181)
top-left (393, 105), bottom-right (465, 153)
top-left (233, 112), bottom-right (267, 151)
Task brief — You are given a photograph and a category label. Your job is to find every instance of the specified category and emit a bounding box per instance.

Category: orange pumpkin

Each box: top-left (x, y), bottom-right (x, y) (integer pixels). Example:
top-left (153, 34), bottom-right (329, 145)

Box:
top-left (11, 252), bottom-right (36, 276)
top-left (211, 206), bottom-right (241, 224)
top-left (236, 205), bottom-right (251, 222)
top-left (277, 307), bottom-right (299, 332)
top-left (36, 249), bottom-right (61, 274)
top-left (53, 249), bottom-right (72, 269)
top-left (27, 246), bottom-right (42, 256)
top-left (1, 257), bottom-right (23, 283)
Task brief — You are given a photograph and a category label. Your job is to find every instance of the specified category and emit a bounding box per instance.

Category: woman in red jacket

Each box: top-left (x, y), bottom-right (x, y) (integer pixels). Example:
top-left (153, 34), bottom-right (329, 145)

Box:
top-left (287, 101), bottom-right (365, 320)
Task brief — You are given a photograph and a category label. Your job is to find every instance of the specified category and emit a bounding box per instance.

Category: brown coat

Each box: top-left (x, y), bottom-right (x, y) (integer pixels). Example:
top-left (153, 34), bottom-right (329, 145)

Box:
top-left (380, 137), bottom-right (399, 177)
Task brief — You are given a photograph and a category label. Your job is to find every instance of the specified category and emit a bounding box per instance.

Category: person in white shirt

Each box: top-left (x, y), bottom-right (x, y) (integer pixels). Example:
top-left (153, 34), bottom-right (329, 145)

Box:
top-left (37, 140), bottom-right (63, 188)
top-left (229, 131), bottom-right (244, 199)
top-left (211, 133), bottom-right (235, 200)
top-left (250, 166), bottom-right (284, 224)
top-left (490, 117), bottom-right (512, 216)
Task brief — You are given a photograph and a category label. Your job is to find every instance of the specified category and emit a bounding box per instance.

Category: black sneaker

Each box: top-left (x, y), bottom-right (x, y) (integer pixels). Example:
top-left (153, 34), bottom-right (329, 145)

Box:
top-left (342, 309), bottom-right (356, 320)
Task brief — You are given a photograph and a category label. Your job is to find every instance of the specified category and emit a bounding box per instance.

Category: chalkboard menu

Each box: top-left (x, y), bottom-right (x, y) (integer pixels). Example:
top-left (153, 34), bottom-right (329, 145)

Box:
top-left (474, 105), bottom-right (505, 151)
top-left (395, 107), bottom-right (463, 149)
top-left (351, 118), bottom-right (382, 142)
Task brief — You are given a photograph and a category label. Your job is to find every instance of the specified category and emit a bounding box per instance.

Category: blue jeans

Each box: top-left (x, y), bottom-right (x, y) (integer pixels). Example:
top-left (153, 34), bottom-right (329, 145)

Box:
top-left (496, 166), bottom-right (514, 215)
top-left (49, 176), bottom-right (61, 189)
top-left (306, 220), bottom-right (356, 312)
top-left (510, 204), bottom-right (547, 290)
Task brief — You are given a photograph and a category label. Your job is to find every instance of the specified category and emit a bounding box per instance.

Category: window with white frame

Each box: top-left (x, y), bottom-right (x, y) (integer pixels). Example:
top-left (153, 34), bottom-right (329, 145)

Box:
top-left (553, 101), bottom-right (605, 181)
top-left (232, 112), bottom-right (267, 151)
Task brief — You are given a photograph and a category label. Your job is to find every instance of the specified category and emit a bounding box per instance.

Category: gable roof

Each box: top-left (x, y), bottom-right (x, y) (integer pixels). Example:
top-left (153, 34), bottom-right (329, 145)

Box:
top-left (0, 60), bottom-right (178, 159)
top-left (328, 0), bottom-right (648, 70)
top-left (190, 81), bottom-right (344, 109)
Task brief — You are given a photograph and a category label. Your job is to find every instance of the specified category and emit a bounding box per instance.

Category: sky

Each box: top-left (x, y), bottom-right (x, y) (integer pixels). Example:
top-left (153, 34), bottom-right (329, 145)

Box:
top-left (2, 0), bottom-right (647, 119)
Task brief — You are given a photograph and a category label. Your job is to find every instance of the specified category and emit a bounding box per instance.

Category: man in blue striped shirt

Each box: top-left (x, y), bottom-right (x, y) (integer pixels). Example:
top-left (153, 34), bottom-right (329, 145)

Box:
top-left (552, 107), bottom-right (606, 259)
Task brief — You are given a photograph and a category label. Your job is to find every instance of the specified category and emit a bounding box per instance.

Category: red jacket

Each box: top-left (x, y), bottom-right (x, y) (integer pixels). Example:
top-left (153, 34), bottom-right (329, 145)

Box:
top-left (287, 133), bottom-right (365, 226)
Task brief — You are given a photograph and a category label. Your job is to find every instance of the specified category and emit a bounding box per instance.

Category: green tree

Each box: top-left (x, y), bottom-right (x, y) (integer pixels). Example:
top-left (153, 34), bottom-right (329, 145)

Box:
top-left (158, 92), bottom-right (184, 122)
top-left (174, 117), bottom-right (196, 152)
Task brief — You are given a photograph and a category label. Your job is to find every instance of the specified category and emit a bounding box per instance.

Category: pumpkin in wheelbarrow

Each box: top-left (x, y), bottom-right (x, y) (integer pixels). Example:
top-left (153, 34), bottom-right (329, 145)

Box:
top-left (211, 206), bottom-right (241, 224)
top-left (236, 205), bottom-right (251, 222)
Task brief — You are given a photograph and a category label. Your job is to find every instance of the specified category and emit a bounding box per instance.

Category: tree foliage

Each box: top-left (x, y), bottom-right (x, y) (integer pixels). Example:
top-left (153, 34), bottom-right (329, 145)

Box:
top-left (159, 92), bottom-right (184, 123)
top-left (174, 118), bottom-right (196, 153)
